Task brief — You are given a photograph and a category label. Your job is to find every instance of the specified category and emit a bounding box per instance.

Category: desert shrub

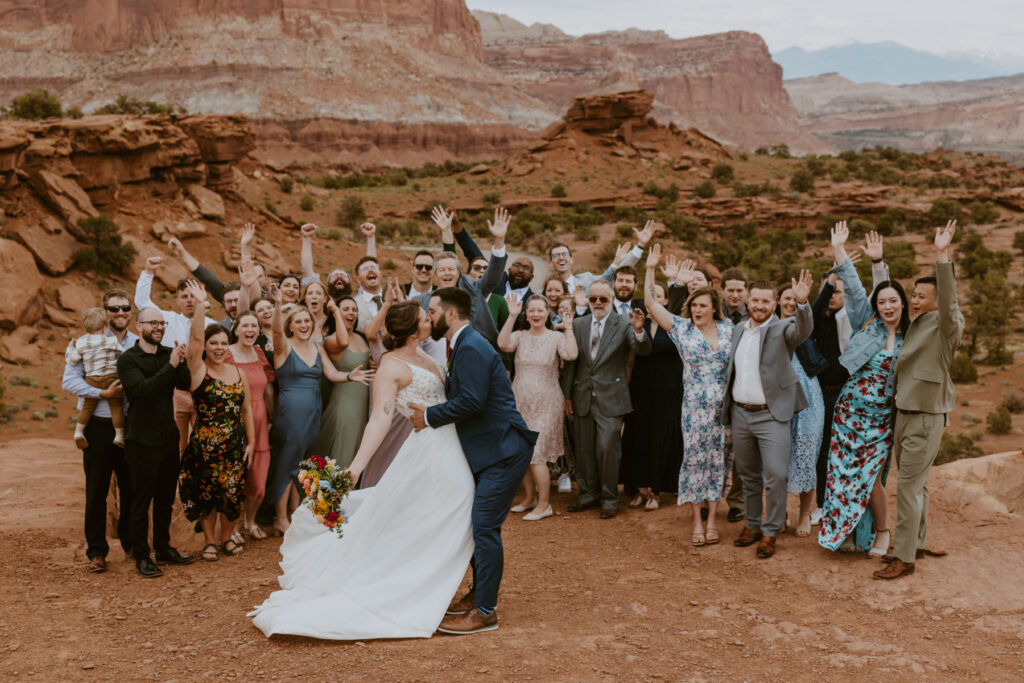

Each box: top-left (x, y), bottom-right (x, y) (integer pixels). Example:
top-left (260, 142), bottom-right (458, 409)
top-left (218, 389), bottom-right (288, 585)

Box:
top-left (875, 209), bottom-right (911, 236)
top-left (770, 144), bottom-right (791, 159)
top-left (299, 194), bottom-right (315, 211)
top-left (949, 353), bottom-right (978, 384)
top-left (958, 232), bottom-right (1010, 279)
top-left (693, 181), bottom-right (715, 199)
top-left (660, 214), bottom-right (701, 243)
top-left (927, 174), bottom-right (960, 189)
top-left (643, 181), bottom-right (680, 210)
top-left (1013, 231), bottom-right (1024, 255)
top-left (381, 168), bottom-right (409, 187)
top-left (803, 156), bottom-right (828, 177)
top-left (986, 406), bottom-right (1013, 434)
top-left (789, 168), bottom-right (815, 193)
top-left (66, 106), bottom-right (84, 119)
top-left (711, 163), bottom-right (734, 184)
top-left (336, 196), bottom-right (366, 229)
top-left (935, 432), bottom-right (985, 465)
top-left (848, 218), bottom-right (876, 240)
top-left (925, 199), bottom-right (965, 228)
top-left (551, 183), bottom-right (567, 198)
top-left (279, 176), bottom-right (294, 193)
top-left (613, 205), bottom-right (646, 223)
top-left (2, 88), bottom-right (62, 120)
top-left (1000, 390), bottom-right (1024, 414)
top-left (95, 95), bottom-right (175, 115)
top-left (73, 216), bottom-right (138, 276)
top-left (830, 166), bottom-right (850, 182)
top-left (967, 200), bottom-right (1000, 225)
top-left (855, 239), bottom-right (918, 280)
top-left (552, 202), bottom-right (603, 233)
top-left (482, 191), bottom-right (501, 205)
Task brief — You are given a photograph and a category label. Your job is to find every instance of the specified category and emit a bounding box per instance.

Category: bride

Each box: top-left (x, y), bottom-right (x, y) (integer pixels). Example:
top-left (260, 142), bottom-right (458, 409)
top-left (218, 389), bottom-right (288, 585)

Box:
top-left (250, 300), bottom-right (475, 640)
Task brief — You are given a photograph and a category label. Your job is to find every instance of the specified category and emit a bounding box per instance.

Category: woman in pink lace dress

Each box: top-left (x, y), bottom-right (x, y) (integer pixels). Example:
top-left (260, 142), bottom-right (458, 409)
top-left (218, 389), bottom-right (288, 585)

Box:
top-left (498, 294), bottom-right (578, 521)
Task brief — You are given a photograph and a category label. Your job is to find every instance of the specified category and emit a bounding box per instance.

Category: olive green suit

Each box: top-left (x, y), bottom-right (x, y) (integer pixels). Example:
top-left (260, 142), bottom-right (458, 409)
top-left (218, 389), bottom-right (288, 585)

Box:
top-left (892, 261), bottom-right (964, 563)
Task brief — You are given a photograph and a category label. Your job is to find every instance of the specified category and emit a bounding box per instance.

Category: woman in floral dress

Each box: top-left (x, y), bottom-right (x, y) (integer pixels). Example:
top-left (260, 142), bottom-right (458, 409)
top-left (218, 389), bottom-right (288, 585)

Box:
top-left (644, 247), bottom-right (734, 547)
top-left (818, 223), bottom-right (908, 556)
top-left (498, 294), bottom-right (578, 521)
top-left (181, 281), bottom-right (255, 561)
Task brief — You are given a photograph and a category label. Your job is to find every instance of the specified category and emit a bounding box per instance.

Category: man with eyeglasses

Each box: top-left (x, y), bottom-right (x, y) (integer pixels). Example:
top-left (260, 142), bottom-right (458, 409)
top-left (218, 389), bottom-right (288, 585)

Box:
top-left (405, 250), bottom-right (437, 298)
top-left (561, 280), bottom-right (652, 519)
top-left (62, 289), bottom-right (138, 574)
top-left (116, 307), bottom-right (195, 578)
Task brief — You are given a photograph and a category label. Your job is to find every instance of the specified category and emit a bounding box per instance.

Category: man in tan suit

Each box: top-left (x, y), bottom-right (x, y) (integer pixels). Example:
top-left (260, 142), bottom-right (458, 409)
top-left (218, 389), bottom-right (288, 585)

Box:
top-left (874, 220), bottom-right (963, 580)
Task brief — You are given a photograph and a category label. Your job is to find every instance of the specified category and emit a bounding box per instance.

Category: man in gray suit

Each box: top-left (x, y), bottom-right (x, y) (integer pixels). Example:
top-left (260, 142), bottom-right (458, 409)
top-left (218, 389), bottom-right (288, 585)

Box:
top-left (723, 271), bottom-right (814, 558)
top-left (414, 207), bottom-right (509, 347)
top-left (562, 280), bottom-right (652, 518)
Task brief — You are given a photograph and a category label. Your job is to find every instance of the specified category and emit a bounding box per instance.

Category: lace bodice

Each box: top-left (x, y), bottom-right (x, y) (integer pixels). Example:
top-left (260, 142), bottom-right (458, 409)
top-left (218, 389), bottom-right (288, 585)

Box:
top-left (395, 359), bottom-right (447, 418)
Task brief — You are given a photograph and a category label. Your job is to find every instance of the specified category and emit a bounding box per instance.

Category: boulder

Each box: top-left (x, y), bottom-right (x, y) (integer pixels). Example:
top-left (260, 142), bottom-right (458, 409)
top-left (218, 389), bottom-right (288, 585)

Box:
top-left (0, 239), bottom-right (45, 330)
top-left (151, 219), bottom-right (208, 241)
top-left (468, 163), bottom-right (490, 175)
top-left (186, 184), bottom-right (225, 220)
top-left (221, 241), bottom-right (291, 277)
top-left (12, 221), bottom-right (80, 275)
top-left (0, 326), bottom-right (42, 365)
top-left (57, 282), bottom-right (97, 313)
top-left (565, 90), bottom-right (654, 133)
top-left (44, 304), bottom-right (79, 328)
top-left (28, 170), bottom-right (99, 233)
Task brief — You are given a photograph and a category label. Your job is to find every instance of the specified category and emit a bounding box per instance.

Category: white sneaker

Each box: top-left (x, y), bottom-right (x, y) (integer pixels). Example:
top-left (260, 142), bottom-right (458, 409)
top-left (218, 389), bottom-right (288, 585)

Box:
top-left (523, 505), bottom-right (553, 521)
top-left (810, 508), bottom-right (823, 526)
top-left (557, 473), bottom-right (571, 493)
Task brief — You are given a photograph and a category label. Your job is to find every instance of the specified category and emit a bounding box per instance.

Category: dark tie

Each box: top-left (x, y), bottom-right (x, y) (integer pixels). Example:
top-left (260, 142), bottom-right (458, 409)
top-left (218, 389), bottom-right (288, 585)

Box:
top-left (371, 295), bottom-right (383, 309)
top-left (590, 321), bottom-right (602, 360)
top-left (446, 342), bottom-right (453, 364)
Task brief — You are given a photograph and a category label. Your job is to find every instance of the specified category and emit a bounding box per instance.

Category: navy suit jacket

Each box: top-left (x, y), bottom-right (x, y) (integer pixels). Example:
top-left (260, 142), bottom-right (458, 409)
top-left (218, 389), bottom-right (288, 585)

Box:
top-left (425, 326), bottom-right (537, 473)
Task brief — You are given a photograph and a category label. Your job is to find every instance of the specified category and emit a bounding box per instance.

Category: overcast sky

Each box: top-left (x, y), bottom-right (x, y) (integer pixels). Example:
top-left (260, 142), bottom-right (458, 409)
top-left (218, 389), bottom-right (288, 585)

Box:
top-left (466, 1), bottom-right (1024, 58)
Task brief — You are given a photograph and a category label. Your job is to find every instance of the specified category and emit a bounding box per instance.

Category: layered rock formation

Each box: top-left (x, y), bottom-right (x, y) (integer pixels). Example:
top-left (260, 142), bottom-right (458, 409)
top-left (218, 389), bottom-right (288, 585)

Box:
top-left (472, 11), bottom-right (830, 155)
top-left (786, 73), bottom-right (1024, 163)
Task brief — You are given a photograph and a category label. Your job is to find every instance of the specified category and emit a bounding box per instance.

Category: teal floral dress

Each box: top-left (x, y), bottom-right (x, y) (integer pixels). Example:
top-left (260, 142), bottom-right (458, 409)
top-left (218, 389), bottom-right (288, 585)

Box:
top-left (667, 315), bottom-right (734, 504)
top-left (179, 372), bottom-right (248, 530)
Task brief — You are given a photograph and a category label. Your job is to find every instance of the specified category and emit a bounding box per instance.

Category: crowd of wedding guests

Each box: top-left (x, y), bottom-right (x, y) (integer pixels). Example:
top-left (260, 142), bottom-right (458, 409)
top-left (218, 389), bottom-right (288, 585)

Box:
top-left (63, 204), bottom-right (962, 581)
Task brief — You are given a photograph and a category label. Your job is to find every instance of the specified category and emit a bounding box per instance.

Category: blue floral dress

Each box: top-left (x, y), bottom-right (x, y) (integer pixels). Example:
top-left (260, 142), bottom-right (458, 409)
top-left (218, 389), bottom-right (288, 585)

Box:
top-left (667, 315), bottom-right (734, 505)
top-left (818, 349), bottom-right (893, 551)
top-left (788, 355), bottom-right (824, 494)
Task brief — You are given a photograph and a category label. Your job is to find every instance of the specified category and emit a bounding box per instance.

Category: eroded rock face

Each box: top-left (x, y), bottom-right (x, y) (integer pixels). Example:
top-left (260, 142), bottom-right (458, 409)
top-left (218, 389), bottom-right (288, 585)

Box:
top-left (0, 239), bottom-right (45, 330)
top-left (0, 326), bottom-right (41, 365)
top-left (12, 221), bottom-right (80, 275)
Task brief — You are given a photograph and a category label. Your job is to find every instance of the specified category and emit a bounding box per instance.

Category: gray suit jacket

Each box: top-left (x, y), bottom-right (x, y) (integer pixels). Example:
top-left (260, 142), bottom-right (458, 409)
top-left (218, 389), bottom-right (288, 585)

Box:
top-left (561, 312), bottom-right (652, 417)
top-left (414, 251), bottom-right (507, 347)
top-left (722, 303), bottom-right (813, 425)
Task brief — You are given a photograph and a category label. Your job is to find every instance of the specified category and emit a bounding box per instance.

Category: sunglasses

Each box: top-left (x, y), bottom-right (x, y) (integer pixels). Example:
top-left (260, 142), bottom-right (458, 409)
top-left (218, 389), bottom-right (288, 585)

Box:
top-left (414, 263), bottom-right (433, 271)
top-left (588, 296), bottom-right (610, 304)
top-left (106, 305), bottom-right (131, 313)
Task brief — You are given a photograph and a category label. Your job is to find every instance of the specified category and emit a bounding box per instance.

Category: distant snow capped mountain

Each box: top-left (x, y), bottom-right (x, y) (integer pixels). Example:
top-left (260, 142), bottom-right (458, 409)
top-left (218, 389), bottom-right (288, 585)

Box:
top-left (774, 42), bottom-right (1024, 85)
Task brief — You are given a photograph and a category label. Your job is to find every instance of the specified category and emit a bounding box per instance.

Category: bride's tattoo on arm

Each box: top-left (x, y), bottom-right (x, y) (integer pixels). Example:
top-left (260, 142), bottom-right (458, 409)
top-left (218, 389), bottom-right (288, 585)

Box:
top-left (383, 400), bottom-right (395, 417)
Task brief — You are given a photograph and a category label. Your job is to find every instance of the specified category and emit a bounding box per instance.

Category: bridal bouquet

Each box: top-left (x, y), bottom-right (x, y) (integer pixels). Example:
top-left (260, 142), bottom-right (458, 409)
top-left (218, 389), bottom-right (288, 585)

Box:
top-left (297, 455), bottom-right (354, 537)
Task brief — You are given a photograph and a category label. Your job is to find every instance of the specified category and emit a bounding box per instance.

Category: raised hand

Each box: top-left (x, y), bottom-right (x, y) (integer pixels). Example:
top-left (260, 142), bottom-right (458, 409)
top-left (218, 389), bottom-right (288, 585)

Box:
top-left (645, 243), bottom-right (662, 269)
top-left (300, 223), bottom-right (318, 238)
top-left (612, 242), bottom-right (632, 267)
top-left (506, 293), bottom-right (522, 317)
top-left (676, 258), bottom-right (697, 287)
top-left (359, 222), bottom-right (376, 240)
top-left (240, 223), bottom-right (256, 246)
top-left (430, 205), bottom-right (454, 232)
top-left (560, 306), bottom-right (574, 330)
top-left (633, 220), bottom-right (657, 247)
top-left (573, 284), bottom-right (587, 310)
top-left (184, 279), bottom-right (207, 304)
top-left (659, 252), bottom-right (679, 281)
top-left (847, 250), bottom-right (863, 266)
top-left (791, 269), bottom-right (813, 304)
top-left (629, 307), bottom-right (646, 333)
top-left (862, 230), bottom-right (883, 262)
top-left (268, 281), bottom-right (282, 303)
top-left (487, 207), bottom-right (510, 239)
top-left (325, 298), bottom-right (339, 316)
top-left (169, 341), bottom-right (186, 367)
top-left (935, 219), bottom-right (955, 258)
top-left (238, 258), bottom-right (257, 287)
top-left (145, 256), bottom-right (162, 273)
top-left (830, 221), bottom-right (849, 250)
top-left (348, 366), bottom-right (375, 386)
top-left (167, 237), bottom-right (183, 253)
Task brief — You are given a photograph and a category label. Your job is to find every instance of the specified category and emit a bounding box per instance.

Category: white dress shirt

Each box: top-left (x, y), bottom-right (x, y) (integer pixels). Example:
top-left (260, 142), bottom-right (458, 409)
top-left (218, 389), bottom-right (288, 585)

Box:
top-left (134, 270), bottom-right (216, 347)
top-left (503, 283), bottom-right (531, 301)
top-left (613, 299), bottom-right (633, 318)
top-left (732, 320), bottom-right (768, 405)
top-left (835, 307), bottom-right (852, 352)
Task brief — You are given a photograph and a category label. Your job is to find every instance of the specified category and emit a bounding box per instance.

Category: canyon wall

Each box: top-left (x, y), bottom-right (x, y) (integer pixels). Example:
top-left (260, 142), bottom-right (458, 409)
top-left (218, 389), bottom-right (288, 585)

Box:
top-left (786, 73), bottom-right (1024, 163)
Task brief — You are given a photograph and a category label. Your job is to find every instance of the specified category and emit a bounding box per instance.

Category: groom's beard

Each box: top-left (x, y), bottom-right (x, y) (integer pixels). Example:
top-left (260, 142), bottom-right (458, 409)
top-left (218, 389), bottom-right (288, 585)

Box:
top-left (430, 316), bottom-right (449, 342)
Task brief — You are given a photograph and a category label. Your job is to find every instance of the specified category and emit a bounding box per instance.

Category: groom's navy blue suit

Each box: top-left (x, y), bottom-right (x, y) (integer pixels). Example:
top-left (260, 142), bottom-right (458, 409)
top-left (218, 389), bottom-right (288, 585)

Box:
top-left (426, 325), bottom-right (537, 612)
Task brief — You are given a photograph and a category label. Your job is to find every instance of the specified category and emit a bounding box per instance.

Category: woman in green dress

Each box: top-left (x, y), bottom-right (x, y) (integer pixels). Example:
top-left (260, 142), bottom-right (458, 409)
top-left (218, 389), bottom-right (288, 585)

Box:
top-left (314, 295), bottom-right (371, 468)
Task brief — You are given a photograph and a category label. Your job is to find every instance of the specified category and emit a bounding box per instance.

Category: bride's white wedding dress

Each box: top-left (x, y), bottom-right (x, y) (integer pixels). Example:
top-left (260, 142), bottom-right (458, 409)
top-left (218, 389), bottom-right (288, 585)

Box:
top-left (249, 360), bottom-right (475, 640)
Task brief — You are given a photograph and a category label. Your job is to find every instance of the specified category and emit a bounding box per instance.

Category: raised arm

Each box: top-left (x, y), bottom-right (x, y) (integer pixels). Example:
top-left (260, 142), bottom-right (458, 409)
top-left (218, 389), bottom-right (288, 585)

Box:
top-left (299, 223), bottom-right (317, 280)
top-left (134, 257), bottom-right (162, 311)
top-left (452, 215), bottom-right (484, 261)
top-left (269, 283), bottom-right (289, 367)
top-left (497, 294), bottom-right (521, 353)
top-left (556, 308), bottom-right (578, 360)
top-left (861, 231), bottom-right (890, 291)
top-left (784, 269), bottom-right (814, 349)
top-left (477, 207), bottom-right (509, 297)
top-left (431, 205), bottom-right (456, 249)
top-left (831, 221), bottom-right (871, 328)
top-left (643, 245), bottom-right (676, 332)
top-left (238, 258), bottom-right (259, 310)
top-left (184, 280), bottom-right (209, 387)
top-left (322, 298), bottom-right (351, 355)
top-left (360, 222), bottom-right (377, 259)
top-left (934, 220), bottom-right (964, 342)
top-left (365, 277), bottom-right (404, 342)
top-left (239, 222), bottom-right (255, 266)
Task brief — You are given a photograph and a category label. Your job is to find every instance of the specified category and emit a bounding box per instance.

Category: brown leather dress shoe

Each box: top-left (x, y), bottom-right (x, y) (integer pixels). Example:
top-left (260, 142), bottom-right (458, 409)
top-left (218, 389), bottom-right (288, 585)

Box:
top-left (89, 557), bottom-right (107, 573)
top-left (882, 547), bottom-right (948, 563)
top-left (734, 527), bottom-right (764, 547)
top-left (437, 608), bottom-right (498, 635)
top-left (874, 559), bottom-right (915, 580)
top-left (756, 535), bottom-right (776, 559)
top-left (446, 590), bottom-right (475, 616)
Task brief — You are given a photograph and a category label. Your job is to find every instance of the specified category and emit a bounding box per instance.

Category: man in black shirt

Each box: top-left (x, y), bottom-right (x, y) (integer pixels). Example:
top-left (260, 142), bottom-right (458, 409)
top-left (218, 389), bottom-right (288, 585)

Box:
top-left (117, 307), bottom-right (195, 577)
top-left (811, 274), bottom-right (851, 513)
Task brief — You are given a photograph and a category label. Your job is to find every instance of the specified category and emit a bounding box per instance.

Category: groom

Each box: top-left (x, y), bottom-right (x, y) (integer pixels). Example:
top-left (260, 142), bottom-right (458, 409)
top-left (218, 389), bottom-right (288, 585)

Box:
top-left (409, 287), bottom-right (537, 635)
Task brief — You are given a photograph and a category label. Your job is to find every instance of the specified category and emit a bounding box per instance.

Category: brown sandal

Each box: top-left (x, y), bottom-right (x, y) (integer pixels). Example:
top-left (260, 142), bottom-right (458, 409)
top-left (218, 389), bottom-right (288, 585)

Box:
top-left (220, 539), bottom-right (245, 557)
top-left (201, 543), bottom-right (219, 562)
top-left (705, 528), bottom-right (720, 545)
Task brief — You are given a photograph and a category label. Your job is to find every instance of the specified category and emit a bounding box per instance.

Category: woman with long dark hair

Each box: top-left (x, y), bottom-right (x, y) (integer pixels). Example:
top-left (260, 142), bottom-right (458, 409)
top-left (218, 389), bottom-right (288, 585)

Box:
top-left (819, 223), bottom-right (909, 557)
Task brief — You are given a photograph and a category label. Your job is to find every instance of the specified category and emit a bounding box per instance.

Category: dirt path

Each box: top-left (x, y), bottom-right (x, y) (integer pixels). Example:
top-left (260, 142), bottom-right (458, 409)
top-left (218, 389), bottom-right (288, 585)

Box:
top-left (0, 439), bottom-right (1021, 680)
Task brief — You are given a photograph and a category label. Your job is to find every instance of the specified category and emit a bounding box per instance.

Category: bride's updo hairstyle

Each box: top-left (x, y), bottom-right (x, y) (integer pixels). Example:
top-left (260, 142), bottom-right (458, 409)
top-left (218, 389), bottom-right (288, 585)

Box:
top-left (383, 300), bottom-right (424, 351)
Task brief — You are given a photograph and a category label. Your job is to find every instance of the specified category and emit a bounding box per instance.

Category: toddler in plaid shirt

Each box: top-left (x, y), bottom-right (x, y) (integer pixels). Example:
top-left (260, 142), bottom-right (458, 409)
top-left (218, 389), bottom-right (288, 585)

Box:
top-left (66, 308), bottom-right (125, 448)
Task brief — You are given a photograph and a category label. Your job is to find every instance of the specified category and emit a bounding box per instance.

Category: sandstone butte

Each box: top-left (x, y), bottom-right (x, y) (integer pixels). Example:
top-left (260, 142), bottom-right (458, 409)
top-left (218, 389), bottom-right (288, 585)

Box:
top-left (0, 1), bottom-right (828, 167)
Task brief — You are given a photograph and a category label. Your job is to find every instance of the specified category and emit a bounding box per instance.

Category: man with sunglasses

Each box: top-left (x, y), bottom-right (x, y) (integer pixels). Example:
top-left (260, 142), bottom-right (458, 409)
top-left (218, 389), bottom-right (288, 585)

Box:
top-left (405, 250), bottom-right (437, 298)
top-left (62, 289), bottom-right (138, 574)
top-left (561, 280), bottom-right (652, 519)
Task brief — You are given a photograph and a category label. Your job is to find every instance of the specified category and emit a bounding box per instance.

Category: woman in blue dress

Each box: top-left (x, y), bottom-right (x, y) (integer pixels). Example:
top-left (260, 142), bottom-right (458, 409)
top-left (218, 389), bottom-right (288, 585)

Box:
top-left (818, 223), bottom-right (908, 557)
top-left (644, 247), bottom-right (734, 547)
top-left (776, 284), bottom-right (827, 538)
top-left (266, 286), bottom-right (373, 535)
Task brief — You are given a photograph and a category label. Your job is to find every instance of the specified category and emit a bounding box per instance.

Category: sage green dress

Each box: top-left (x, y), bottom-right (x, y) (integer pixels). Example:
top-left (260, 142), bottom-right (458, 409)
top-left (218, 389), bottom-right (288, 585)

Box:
top-left (313, 345), bottom-right (371, 468)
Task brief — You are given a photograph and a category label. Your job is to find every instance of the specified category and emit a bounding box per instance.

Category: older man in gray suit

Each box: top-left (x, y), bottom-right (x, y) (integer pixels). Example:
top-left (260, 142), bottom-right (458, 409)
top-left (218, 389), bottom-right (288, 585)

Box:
top-left (562, 280), bottom-right (652, 518)
top-left (723, 271), bottom-right (814, 558)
